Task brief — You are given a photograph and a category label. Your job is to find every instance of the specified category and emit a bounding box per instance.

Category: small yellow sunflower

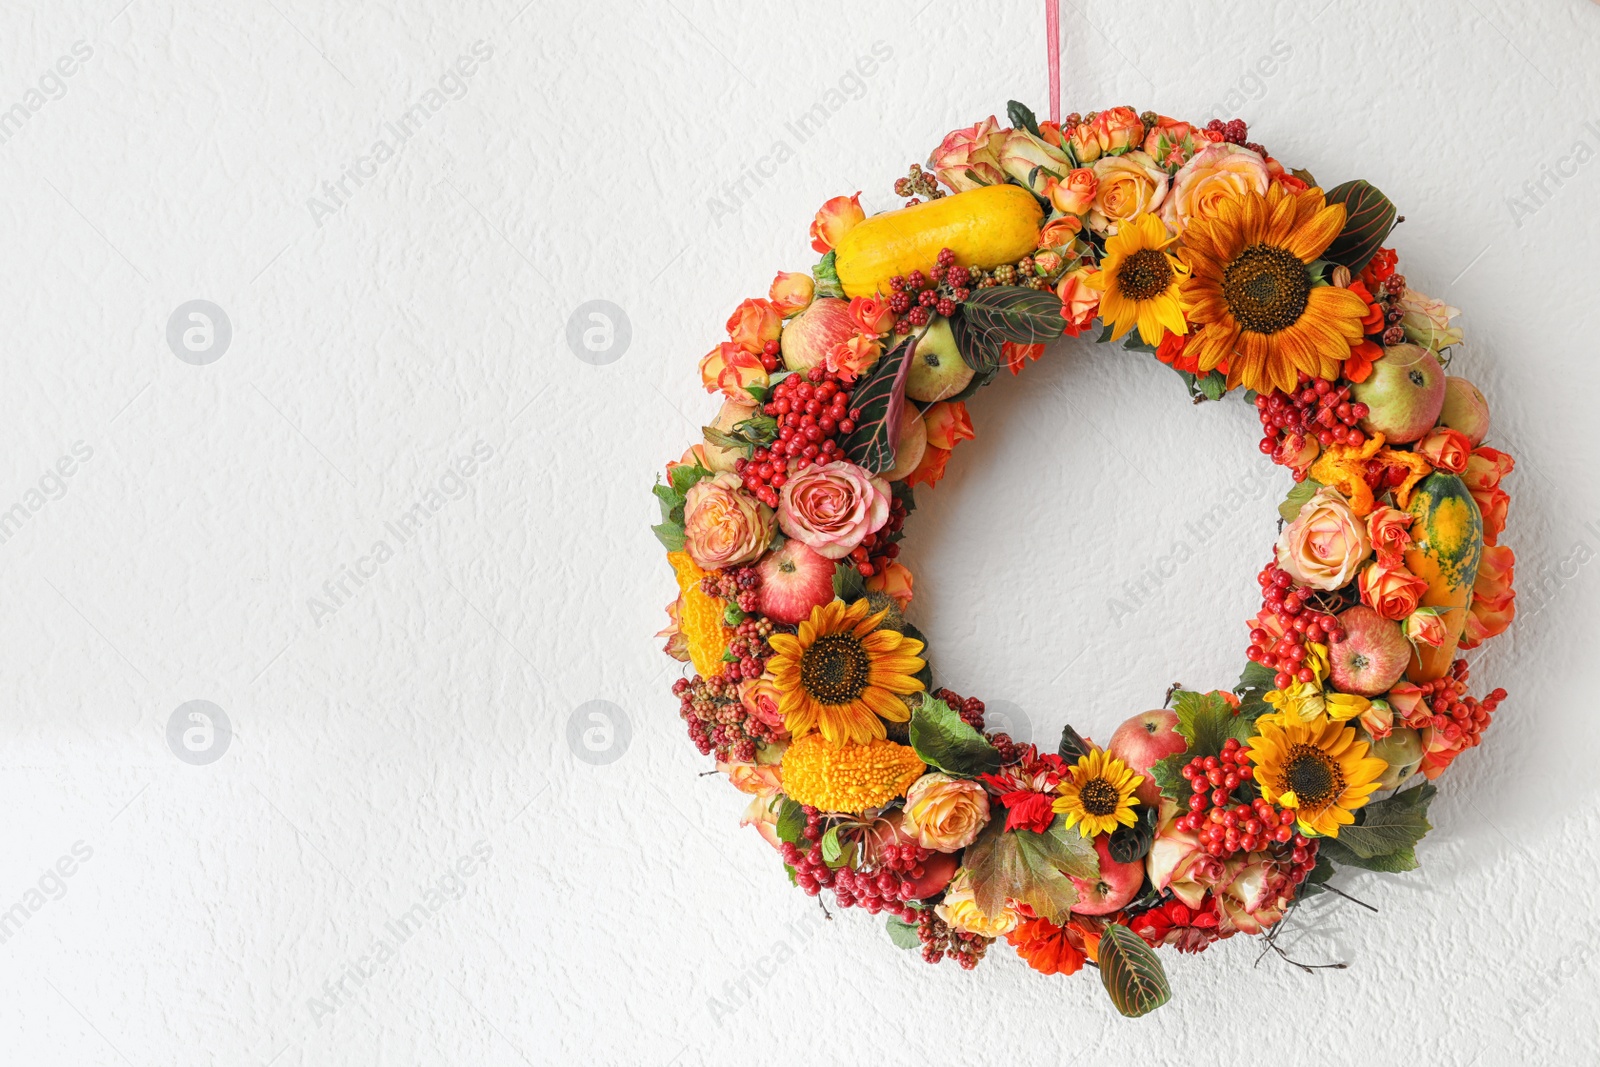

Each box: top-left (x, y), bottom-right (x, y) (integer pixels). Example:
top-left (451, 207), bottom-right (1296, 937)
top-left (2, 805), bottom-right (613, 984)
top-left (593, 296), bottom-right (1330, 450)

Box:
top-left (1052, 749), bottom-right (1143, 838)
top-left (1179, 183), bottom-right (1371, 395)
top-left (1087, 211), bottom-right (1189, 347)
top-left (765, 598), bottom-right (926, 746)
top-left (1246, 714), bottom-right (1388, 838)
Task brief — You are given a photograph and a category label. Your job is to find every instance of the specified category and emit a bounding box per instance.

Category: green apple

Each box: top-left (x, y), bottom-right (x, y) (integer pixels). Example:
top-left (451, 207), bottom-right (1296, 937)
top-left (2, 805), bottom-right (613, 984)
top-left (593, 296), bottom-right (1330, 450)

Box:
top-left (1350, 343), bottom-right (1446, 444)
top-left (905, 316), bottom-right (974, 402)
top-left (1438, 375), bottom-right (1491, 445)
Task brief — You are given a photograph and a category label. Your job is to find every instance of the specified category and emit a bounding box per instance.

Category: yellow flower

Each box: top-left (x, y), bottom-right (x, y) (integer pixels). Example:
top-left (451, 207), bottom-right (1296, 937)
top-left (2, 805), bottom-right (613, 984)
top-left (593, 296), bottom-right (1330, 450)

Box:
top-left (935, 868), bottom-right (1021, 937)
top-left (1262, 681), bottom-right (1325, 725)
top-left (1324, 692), bottom-right (1373, 723)
top-left (1305, 640), bottom-right (1331, 684)
top-left (1086, 212), bottom-right (1189, 347)
top-left (779, 732), bottom-right (924, 815)
top-left (1052, 749), bottom-right (1143, 837)
top-left (1179, 183), bottom-right (1370, 394)
top-left (1246, 715), bottom-right (1388, 838)
top-left (765, 598), bottom-right (926, 746)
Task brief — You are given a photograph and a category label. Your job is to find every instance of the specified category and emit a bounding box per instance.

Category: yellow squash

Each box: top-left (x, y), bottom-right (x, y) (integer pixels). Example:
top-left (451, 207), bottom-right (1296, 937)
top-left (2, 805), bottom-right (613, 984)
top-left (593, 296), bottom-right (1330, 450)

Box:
top-left (668, 550), bottom-right (732, 679)
top-left (1402, 473), bottom-right (1484, 682)
top-left (835, 185), bottom-right (1044, 298)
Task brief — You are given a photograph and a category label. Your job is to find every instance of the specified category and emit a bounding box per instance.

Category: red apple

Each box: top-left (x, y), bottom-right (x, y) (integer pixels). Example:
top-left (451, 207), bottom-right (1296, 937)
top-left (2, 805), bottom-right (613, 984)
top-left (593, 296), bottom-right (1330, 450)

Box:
top-left (1328, 605), bottom-right (1411, 697)
top-left (1069, 835), bottom-right (1144, 916)
top-left (1108, 710), bottom-right (1185, 806)
top-left (779, 297), bottom-right (857, 373)
top-left (756, 540), bottom-right (835, 624)
top-left (1438, 375), bottom-right (1491, 446)
top-left (1350, 343), bottom-right (1446, 444)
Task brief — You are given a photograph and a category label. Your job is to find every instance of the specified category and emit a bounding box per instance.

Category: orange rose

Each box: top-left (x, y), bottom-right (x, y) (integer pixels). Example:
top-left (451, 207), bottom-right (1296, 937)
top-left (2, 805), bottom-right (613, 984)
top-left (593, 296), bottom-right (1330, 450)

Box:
top-left (726, 297), bottom-right (781, 353)
top-left (1087, 151), bottom-right (1168, 234)
top-left (865, 560), bottom-right (914, 609)
top-left (1142, 116), bottom-right (1202, 167)
top-left (1037, 215), bottom-right (1084, 251)
top-left (1365, 505), bottom-right (1415, 564)
top-left (1359, 558), bottom-right (1429, 621)
top-left (1160, 143), bottom-right (1269, 235)
top-left (1002, 341), bottom-right (1045, 375)
top-left (1403, 607), bottom-right (1449, 648)
top-left (809, 192), bottom-right (865, 253)
top-left (699, 341), bottom-right (769, 399)
top-left (1044, 167), bottom-right (1098, 216)
top-left (904, 445), bottom-right (951, 488)
top-left (1463, 446), bottom-right (1514, 546)
top-left (1461, 544), bottom-right (1516, 648)
top-left (1069, 106), bottom-right (1144, 164)
top-left (849, 295), bottom-right (895, 336)
top-left (825, 332), bottom-right (881, 383)
top-left (769, 271), bottom-right (814, 316)
top-left (719, 760), bottom-right (783, 797)
top-left (1415, 427), bottom-right (1471, 474)
top-left (1056, 267), bottom-right (1102, 337)
top-left (922, 401), bottom-right (974, 450)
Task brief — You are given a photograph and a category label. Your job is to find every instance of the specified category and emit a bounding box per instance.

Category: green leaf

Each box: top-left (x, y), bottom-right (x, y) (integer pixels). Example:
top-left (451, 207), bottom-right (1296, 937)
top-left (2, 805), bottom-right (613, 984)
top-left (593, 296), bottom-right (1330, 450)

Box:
top-left (1334, 783), bottom-right (1435, 859)
top-left (1006, 99), bottom-right (1041, 138)
top-left (908, 694), bottom-right (1000, 778)
top-left (1108, 806), bottom-right (1156, 864)
top-left (960, 286), bottom-right (1067, 347)
top-left (668, 460), bottom-right (714, 496)
top-left (1098, 923), bottom-right (1172, 1018)
top-left (1172, 689), bottom-right (1251, 755)
top-left (886, 916), bottom-right (921, 950)
top-left (775, 797), bottom-right (806, 846)
top-left (1320, 838), bottom-right (1419, 873)
top-left (1197, 370), bottom-right (1227, 402)
top-left (812, 250), bottom-right (844, 299)
top-left (950, 306), bottom-right (1004, 374)
top-left (1152, 755), bottom-right (1189, 802)
top-left (652, 522), bottom-right (686, 551)
top-left (1058, 724), bottom-right (1091, 762)
top-left (832, 560), bottom-right (867, 601)
top-left (1322, 180), bottom-right (1398, 274)
top-left (1234, 660), bottom-right (1278, 726)
top-left (963, 815), bottom-right (1097, 925)
top-left (1278, 478), bottom-right (1324, 523)
top-left (838, 334), bottom-right (916, 475)
top-left (1292, 167), bottom-right (1319, 188)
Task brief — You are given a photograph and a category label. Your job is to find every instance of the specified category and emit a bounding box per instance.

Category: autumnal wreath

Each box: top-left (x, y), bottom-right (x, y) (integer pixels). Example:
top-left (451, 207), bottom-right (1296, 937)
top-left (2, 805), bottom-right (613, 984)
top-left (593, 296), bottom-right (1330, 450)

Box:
top-left (652, 101), bottom-right (1515, 1016)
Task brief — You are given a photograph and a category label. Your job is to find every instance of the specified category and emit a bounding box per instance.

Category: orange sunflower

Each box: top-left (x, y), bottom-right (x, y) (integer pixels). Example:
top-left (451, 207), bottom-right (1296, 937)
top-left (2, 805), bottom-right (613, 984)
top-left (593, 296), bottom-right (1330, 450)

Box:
top-left (765, 598), bottom-right (926, 746)
top-left (1179, 184), bottom-right (1370, 395)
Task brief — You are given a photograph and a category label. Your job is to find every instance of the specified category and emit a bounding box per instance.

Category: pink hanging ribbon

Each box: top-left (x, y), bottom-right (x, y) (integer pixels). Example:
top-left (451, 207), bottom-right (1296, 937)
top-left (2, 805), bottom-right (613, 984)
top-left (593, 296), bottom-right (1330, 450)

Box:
top-left (1046, 0), bottom-right (1060, 125)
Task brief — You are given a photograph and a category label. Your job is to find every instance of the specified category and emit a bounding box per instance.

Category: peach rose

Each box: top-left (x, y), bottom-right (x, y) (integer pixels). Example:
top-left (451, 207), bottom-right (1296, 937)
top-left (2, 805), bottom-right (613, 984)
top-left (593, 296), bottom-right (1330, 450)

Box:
top-left (1056, 267), bottom-right (1102, 337)
top-left (1087, 151), bottom-right (1168, 235)
top-left (1272, 432), bottom-right (1320, 480)
top-left (865, 560), bottom-right (914, 609)
top-left (1147, 798), bottom-right (1224, 910)
top-left (1416, 427), bottom-right (1471, 474)
top-left (738, 674), bottom-right (788, 733)
top-left (998, 128), bottom-right (1072, 195)
top-left (1461, 544), bottom-right (1516, 648)
top-left (922, 401), bottom-right (974, 450)
top-left (1161, 144), bottom-right (1269, 235)
top-left (769, 271), bottom-right (814, 316)
top-left (928, 116), bottom-right (1007, 192)
top-left (699, 341), bottom-right (769, 400)
top-left (904, 445), bottom-right (950, 489)
top-left (740, 795), bottom-right (783, 850)
top-left (1141, 117), bottom-right (1202, 168)
top-left (683, 472), bottom-right (775, 571)
top-left (720, 759), bottom-right (784, 797)
top-left (726, 298), bottom-right (781, 353)
top-left (900, 773), bottom-right (990, 852)
top-left (825, 332), bottom-right (881, 383)
top-left (1403, 607), bottom-right (1449, 648)
top-left (777, 459), bottom-right (890, 559)
top-left (809, 192), bottom-right (865, 253)
top-left (1463, 446), bottom-right (1514, 546)
top-left (1037, 215), bottom-right (1084, 250)
top-left (1044, 168), bottom-right (1098, 216)
top-left (1359, 558), bottom-right (1430, 621)
top-left (1365, 505), bottom-right (1415, 564)
top-left (1069, 106), bottom-right (1144, 164)
top-left (1386, 681), bottom-right (1432, 729)
top-left (657, 598), bottom-right (688, 662)
top-left (849, 295), bottom-right (895, 336)
top-left (936, 869), bottom-right (1021, 937)
top-left (1276, 486), bottom-right (1372, 590)
top-left (1398, 288), bottom-right (1463, 352)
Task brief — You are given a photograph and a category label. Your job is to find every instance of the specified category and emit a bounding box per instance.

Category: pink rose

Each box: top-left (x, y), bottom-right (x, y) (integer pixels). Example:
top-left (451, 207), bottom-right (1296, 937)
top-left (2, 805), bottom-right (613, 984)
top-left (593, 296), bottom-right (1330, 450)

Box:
top-left (928, 116), bottom-right (1007, 192)
top-left (1087, 151), bottom-right (1168, 235)
top-left (769, 271), bottom-right (814, 316)
top-left (1044, 167), bottom-right (1098, 216)
top-left (1276, 486), bottom-right (1372, 590)
top-left (777, 459), bottom-right (890, 559)
top-left (1160, 143), bottom-right (1269, 235)
top-left (998, 127), bottom-right (1072, 195)
top-left (901, 773), bottom-right (990, 852)
top-left (809, 192), bottom-right (865, 253)
top-left (683, 472), bottom-right (775, 570)
top-left (1359, 558), bottom-right (1430, 621)
top-left (1416, 427), bottom-right (1472, 474)
top-left (1214, 852), bottom-right (1294, 936)
top-left (1365, 505), bottom-right (1415, 564)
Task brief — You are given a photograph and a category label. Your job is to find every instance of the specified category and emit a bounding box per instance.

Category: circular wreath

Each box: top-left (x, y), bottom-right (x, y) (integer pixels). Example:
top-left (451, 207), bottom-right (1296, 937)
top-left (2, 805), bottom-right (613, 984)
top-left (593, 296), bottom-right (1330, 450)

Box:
top-left (652, 102), bottom-right (1515, 1016)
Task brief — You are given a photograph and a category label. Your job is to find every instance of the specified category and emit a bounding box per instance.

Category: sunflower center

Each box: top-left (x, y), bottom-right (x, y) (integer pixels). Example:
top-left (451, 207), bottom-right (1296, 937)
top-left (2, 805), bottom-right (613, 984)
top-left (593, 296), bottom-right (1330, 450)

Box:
top-left (1283, 744), bottom-right (1344, 807)
top-left (799, 634), bottom-right (871, 705)
top-left (1078, 777), bottom-right (1122, 816)
top-left (1116, 248), bottom-right (1174, 302)
top-left (1221, 244), bottom-right (1311, 334)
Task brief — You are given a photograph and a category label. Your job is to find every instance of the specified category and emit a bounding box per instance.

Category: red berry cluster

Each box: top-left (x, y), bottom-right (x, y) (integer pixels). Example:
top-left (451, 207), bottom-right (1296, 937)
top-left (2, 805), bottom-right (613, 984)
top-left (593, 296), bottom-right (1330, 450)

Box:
top-left (699, 566), bottom-right (760, 612)
top-left (779, 808), bottom-right (928, 918)
top-left (755, 338), bottom-right (781, 374)
top-left (1247, 562), bottom-right (1348, 687)
top-left (914, 908), bottom-right (991, 968)
top-left (722, 616), bottom-right (775, 681)
top-left (849, 494), bottom-right (908, 579)
top-left (672, 671), bottom-right (778, 762)
top-left (1256, 377), bottom-right (1370, 477)
top-left (1419, 659), bottom-right (1506, 752)
top-left (1204, 117), bottom-right (1266, 158)
top-left (887, 248), bottom-right (970, 334)
top-left (737, 368), bottom-right (859, 507)
top-left (1179, 757), bottom-right (1301, 859)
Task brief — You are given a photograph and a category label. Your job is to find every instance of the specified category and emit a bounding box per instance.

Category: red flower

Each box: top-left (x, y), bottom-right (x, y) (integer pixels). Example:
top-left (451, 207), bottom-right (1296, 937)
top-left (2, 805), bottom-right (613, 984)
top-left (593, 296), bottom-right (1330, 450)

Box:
top-left (1003, 341), bottom-right (1045, 376)
top-left (1006, 916), bottom-right (1087, 976)
top-left (1129, 895), bottom-right (1224, 954)
top-left (1360, 247), bottom-right (1398, 289)
top-left (1343, 339), bottom-right (1382, 384)
top-left (979, 746), bottom-right (1066, 834)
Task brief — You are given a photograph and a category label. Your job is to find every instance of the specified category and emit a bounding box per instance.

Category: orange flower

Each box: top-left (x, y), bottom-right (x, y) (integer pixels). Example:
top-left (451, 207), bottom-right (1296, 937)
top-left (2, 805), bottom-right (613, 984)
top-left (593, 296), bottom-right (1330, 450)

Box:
top-left (1155, 329), bottom-right (1218, 376)
top-left (1044, 168), bottom-right (1098, 216)
top-left (922, 401), bottom-right (974, 450)
top-left (1006, 916), bottom-right (1087, 976)
top-left (1056, 267), bottom-right (1101, 339)
top-left (1003, 341), bottom-right (1046, 374)
top-left (825, 332), bottom-right (882, 383)
top-left (1416, 427), bottom-right (1472, 474)
top-left (1460, 544), bottom-right (1516, 648)
top-left (849, 295), bottom-right (895, 336)
top-left (769, 271), bottom-right (814, 315)
top-left (809, 192), bottom-right (865, 253)
top-left (1343, 339), bottom-right (1382, 384)
top-left (726, 298), bottom-right (782, 353)
top-left (1463, 446), bottom-right (1514, 546)
top-left (699, 341), bottom-right (769, 399)
top-left (865, 560), bottom-right (914, 609)
top-left (1037, 216), bottom-right (1083, 251)
top-left (1359, 558), bottom-right (1430, 621)
top-left (904, 445), bottom-right (951, 488)
top-left (1365, 504), bottom-right (1415, 564)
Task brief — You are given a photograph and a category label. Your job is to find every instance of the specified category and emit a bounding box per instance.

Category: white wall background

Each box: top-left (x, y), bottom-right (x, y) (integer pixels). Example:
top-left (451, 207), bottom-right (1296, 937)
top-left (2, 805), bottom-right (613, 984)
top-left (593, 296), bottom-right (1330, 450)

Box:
top-left (2, 0), bottom-right (1598, 1063)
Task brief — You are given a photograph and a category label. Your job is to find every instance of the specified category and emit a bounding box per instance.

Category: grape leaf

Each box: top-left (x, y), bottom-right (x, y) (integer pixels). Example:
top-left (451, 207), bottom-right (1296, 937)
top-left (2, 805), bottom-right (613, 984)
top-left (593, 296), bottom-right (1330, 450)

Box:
top-left (775, 797), bottom-right (806, 846)
top-left (1279, 478), bottom-right (1324, 523)
top-left (1172, 689), bottom-right (1252, 754)
top-left (963, 815), bottom-right (1098, 925)
top-left (908, 695), bottom-right (1000, 778)
top-left (1333, 782), bottom-right (1435, 859)
top-left (1098, 923), bottom-right (1172, 1018)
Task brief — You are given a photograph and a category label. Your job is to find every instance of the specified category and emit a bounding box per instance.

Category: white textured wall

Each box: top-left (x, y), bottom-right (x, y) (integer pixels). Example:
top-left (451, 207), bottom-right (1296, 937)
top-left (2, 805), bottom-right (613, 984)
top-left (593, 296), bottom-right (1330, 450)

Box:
top-left (3, 1), bottom-right (1599, 1063)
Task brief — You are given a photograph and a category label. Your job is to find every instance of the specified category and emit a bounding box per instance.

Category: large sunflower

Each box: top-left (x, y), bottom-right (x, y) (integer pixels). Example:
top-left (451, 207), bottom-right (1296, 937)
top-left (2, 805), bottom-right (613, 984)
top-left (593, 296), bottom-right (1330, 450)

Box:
top-left (1087, 212), bottom-right (1188, 347)
top-left (1179, 184), bottom-right (1370, 395)
top-left (766, 599), bottom-right (926, 746)
top-left (1052, 749), bottom-right (1143, 838)
top-left (1246, 714), bottom-right (1387, 838)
